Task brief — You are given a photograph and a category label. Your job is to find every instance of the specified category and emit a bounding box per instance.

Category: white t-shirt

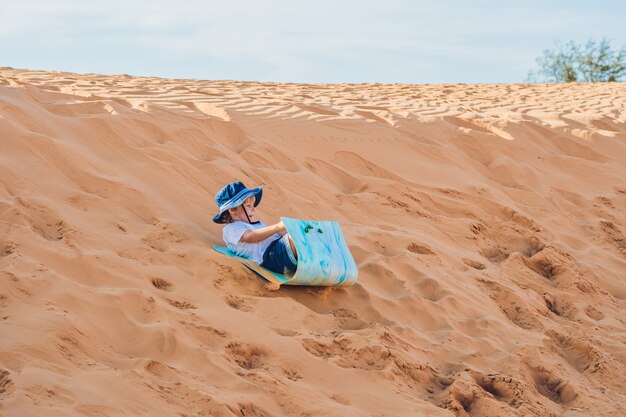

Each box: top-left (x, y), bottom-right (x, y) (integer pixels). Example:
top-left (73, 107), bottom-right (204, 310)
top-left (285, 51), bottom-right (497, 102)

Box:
top-left (222, 220), bottom-right (281, 264)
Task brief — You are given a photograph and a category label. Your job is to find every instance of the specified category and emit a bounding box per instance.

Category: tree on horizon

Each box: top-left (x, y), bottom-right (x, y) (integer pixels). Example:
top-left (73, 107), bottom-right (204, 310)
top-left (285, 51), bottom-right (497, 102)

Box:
top-left (527, 38), bottom-right (625, 83)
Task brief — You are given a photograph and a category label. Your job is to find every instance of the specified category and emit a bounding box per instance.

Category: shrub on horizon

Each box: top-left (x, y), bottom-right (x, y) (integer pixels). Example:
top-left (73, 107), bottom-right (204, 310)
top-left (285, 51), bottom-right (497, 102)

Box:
top-left (527, 38), bottom-right (625, 83)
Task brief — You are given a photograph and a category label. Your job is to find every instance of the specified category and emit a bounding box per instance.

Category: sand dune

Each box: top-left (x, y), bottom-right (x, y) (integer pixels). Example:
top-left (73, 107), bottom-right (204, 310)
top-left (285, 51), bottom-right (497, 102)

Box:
top-left (1, 67), bottom-right (625, 417)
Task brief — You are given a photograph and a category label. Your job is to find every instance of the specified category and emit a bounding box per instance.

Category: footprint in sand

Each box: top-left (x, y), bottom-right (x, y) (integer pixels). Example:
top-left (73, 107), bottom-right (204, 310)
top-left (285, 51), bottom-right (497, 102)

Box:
top-left (1, 241), bottom-right (17, 257)
top-left (547, 331), bottom-right (611, 375)
top-left (462, 258), bottom-right (486, 270)
top-left (224, 294), bottom-right (255, 312)
top-left (282, 367), bottom-right (303, 381)
top-left (543, 293), bottom-right (578, 320)
top-left (330, 394), bottom-right (351, 405)
top-left (407, 242), bottom-right (435, 255)
top-left (524, 252), bottom-right (561, 280)
top-left (469, 222), bottom-right (487, 235)
top-left (331, 308), bottom-right (368, 330)
top-left (233, 403), bottom-right (271, 417)
top-left (151, 278), bottom-right (173, 291)
top-left (599, 220), bottom-right (626, 254)
top-left (166, 298), bottom-right (197, 310)
top-left (505, 235), bottom-right (545, 258)
top-left (390, 356), bottom-right (445, 397)
top-left (16, 198), bottom-right (69, 241)
top-left (584, 305), bottom-right (605, 321)
top-left (481, 247), bottom-right (509, 263)
top-left (144, 359), bottom-right (176, 377)
top-left (301, 337), bottom-right (392, 371)
top-left (0, 369), bottom-right (12, 395)
top-left (526, 365), bottom-right (578, 404)
top-left (488, 287), bottom-right (543, 330)
top-left (439, 378), bottom-right (481, 415)
top-left (142, 222), bottom-right (187, 253)
top-left (179, 320), bottom-right (227, 348)
top-left (471, 372), bottom-right (528, 409)
top-left (225, 342), bottom-right (267, 370)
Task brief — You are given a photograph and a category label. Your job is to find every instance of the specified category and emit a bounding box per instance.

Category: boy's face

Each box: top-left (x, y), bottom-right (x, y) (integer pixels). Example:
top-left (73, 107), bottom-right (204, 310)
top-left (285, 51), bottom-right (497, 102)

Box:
top-left (229, 196), bottom-right (257, 221)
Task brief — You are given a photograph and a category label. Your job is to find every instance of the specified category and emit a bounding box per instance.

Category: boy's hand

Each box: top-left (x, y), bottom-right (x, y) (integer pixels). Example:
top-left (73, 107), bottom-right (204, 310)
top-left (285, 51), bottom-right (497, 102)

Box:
top-left (277, 220), bottom-right (286, 232)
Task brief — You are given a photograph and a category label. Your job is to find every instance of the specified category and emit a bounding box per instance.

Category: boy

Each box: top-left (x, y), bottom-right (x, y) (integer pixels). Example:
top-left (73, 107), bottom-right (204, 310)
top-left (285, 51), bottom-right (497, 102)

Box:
top-left (213, 181), bottom-right (298, 275)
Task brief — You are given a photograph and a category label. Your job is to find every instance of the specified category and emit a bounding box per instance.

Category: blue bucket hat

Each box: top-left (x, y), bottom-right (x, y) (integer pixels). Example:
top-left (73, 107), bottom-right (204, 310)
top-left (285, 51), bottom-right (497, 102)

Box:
top-left (213, 181), bottom-right (263, 223)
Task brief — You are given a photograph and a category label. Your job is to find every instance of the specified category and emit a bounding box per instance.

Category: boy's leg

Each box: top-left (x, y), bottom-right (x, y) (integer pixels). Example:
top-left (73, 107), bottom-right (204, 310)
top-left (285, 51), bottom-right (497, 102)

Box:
top-left (286, 234), bottom-right (298, 260)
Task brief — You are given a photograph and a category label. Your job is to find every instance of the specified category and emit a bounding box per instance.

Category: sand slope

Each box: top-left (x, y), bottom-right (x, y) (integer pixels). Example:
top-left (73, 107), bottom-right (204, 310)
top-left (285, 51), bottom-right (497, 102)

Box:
top-left (0, 67), bottom-right (625, 417)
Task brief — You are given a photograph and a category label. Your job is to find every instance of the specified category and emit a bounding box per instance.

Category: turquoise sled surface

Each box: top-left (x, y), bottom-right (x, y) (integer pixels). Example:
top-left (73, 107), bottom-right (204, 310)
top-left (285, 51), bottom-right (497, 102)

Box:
top-left (213, 217), bottom-right (358, 286)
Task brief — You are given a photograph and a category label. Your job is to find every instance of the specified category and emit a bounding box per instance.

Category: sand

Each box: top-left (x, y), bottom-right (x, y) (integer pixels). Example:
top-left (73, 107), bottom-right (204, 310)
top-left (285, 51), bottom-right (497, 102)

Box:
top-left (0, 67), bottom-right (625, 417)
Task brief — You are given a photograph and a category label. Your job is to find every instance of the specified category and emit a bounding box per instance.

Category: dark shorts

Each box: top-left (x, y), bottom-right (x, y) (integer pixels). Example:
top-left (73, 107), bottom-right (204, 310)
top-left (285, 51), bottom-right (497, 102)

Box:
top-left (261, 234), bottom-right (297, 275)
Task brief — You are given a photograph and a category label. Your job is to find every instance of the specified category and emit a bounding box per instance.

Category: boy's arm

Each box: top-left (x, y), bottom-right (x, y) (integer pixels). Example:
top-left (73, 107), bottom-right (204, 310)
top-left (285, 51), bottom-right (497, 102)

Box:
top-left (240, 222), bottom-right (285, 243)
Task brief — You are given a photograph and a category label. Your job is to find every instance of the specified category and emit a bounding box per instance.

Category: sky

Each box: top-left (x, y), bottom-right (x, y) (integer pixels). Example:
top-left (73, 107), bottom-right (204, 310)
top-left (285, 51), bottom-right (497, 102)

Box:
top-left (1, 0), bottom-right (625, 84)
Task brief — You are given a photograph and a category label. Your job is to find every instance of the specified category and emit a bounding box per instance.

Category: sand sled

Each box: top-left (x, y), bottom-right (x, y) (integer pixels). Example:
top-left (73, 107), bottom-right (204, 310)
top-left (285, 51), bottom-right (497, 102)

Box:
top-left (213, 217), bottom-right (358, 286)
